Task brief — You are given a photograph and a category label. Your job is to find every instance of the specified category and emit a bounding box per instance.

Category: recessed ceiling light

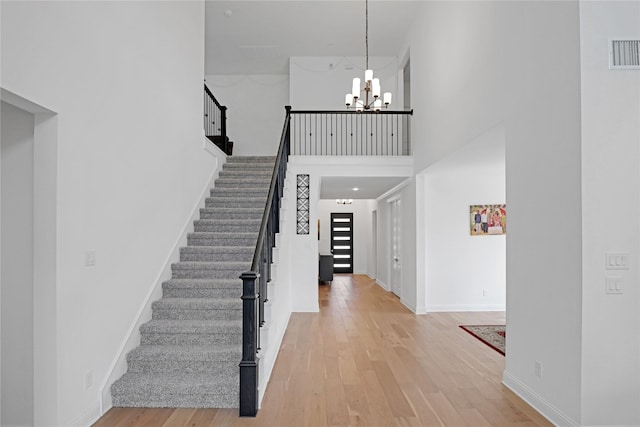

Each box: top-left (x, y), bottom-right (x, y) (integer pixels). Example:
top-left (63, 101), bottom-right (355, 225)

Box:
top-left (352, 187), bottom-right (359, 191)
top-left (224, 10), bottom-right (232, 17)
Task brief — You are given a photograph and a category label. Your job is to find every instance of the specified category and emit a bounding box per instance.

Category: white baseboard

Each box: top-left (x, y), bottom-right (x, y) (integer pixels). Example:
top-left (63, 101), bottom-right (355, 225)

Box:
top-left (98, 147), bottom-right (224, 414)
top-left (376, 279), bottom-right (390, 291)
top-left (69, 403), bottom-right (101, 427)
top-left (502, 370), bottom-right (578, 427)
top-left (425, 304), bottom-right (506, 312)
top-left (292, 304), bottom-right (320, 312)
top-left (400, 298), bottom-right (417, 313)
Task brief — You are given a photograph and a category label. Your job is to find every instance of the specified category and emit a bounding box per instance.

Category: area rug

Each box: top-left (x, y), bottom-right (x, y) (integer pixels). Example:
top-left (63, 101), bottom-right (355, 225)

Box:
top-left (459, 325), bottom-right (505, 355)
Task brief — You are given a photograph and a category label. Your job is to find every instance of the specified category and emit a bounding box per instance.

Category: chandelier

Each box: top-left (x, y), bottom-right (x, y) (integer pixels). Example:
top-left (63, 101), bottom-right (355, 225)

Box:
top-left (344, 0), bottom-right (392, 112)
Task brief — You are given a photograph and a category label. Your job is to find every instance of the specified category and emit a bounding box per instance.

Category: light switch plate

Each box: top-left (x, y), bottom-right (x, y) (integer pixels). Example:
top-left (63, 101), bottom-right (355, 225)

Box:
top-left (605, 252), bottom-right (629, 270)
top-left (605, 276), bottom-right (623, 294)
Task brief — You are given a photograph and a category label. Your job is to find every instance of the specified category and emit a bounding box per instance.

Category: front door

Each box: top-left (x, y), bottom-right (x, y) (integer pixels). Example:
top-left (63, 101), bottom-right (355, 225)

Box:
top-left (331, 212), bottom-right (353, 274)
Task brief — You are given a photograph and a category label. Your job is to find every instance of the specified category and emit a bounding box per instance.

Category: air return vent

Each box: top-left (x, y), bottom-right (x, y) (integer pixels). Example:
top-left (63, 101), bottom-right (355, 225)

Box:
top-left (609, 40), bottom-right (640, 69)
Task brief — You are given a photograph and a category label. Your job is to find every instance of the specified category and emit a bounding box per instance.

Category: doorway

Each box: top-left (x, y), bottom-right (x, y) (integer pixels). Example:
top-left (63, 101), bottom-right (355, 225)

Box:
top-left (331, 212), bottom-right (353, 274)
top-left (1, 101), bottom-right (35, 426)
top-left (390, 199), bottom-right (402, 296)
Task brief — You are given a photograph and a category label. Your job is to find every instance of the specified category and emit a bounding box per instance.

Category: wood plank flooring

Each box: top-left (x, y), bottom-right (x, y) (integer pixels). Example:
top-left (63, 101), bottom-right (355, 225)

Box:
top-left (93, 275), bottom-right (551, 427)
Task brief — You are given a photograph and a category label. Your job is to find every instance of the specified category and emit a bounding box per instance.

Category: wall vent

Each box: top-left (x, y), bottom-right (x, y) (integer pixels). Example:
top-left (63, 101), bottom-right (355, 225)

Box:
top-left (609, 40), bottom-right (640, 69)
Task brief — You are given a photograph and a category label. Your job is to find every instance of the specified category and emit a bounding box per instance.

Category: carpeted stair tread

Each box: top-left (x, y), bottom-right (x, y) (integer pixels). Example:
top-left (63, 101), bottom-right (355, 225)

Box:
top-left (163, 278), bottom-right (242, 288)
top-left (162, 279), bottom-right (242, 298)
top-left (210, 187), bottom-right (269, 196)
top-left (140, 318), bottom-right (241, 334)
top-left (193, 219), bottom-right (261, 233)
top-left (171, 261), bottom-right (251, 270)
top-left (198, 208), bottom-right (263, 220)
top-left (222, 163), bottom-right (274, 170)
top-left (171, 261), bottom-right (250, 279)
top-left (204, 198), bottom-right (266, 208)
top-left (152, 297), bottom-right (241, 310)
top-left (187, 232), bottom-right (258, 247)
top-left (111, 372), bottom-right (238, 408)
top-left (218, 170), bottom-right (272, 178)
top-left (226, 156), bottom-right (276, 162)
top-left (128, 345), bottom-right (241, 362)
top-left (180, 246), bottom-right (254, 262)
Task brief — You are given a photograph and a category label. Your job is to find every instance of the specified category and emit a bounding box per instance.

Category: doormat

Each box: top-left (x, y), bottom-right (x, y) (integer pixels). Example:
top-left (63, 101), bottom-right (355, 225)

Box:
top-left (459, 325), bottom-right (505, 355)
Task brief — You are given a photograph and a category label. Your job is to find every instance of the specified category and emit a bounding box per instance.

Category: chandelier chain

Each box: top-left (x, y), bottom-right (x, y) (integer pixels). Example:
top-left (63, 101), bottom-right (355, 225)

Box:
top-left (365, 0), bottom-right (369, 70)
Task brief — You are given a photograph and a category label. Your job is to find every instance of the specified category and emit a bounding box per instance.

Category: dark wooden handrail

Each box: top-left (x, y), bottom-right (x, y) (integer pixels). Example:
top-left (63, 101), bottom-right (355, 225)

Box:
top-left (239, 106), bottom-right (292, 417)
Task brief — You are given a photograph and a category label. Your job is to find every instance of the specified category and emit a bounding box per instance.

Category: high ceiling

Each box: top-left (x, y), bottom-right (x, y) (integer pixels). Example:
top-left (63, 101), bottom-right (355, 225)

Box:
top-left (205, 1), bottom-right (422, 75)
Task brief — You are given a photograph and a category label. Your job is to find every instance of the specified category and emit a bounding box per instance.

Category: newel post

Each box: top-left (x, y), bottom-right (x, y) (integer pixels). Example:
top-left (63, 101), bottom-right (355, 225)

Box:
top-left (239, 271), bottom-right (259, 417)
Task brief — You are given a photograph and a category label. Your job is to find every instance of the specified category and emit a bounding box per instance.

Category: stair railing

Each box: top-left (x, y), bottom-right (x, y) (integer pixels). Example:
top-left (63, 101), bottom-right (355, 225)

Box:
top-left (239, 106), bottom-right (291, 417)
top-left (204, 83), bottom-right (232, 155)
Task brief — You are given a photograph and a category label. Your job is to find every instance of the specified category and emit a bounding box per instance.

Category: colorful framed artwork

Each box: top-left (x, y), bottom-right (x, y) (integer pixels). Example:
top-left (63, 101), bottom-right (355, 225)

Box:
top-left (470, 204), bottom-right (506, 236)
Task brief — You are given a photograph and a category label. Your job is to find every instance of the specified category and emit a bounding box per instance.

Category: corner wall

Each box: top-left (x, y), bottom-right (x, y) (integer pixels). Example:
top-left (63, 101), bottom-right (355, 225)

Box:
top-left (423, 125), bottom-right (506, 312)
top-left (1, 102), bottom-right (35, 427)
top-left (579, 2), bottom-right (640, 425)
top-left (1, 2), bottom-right (211, 425)
top-left (405, 1), bottom-right (583, 423)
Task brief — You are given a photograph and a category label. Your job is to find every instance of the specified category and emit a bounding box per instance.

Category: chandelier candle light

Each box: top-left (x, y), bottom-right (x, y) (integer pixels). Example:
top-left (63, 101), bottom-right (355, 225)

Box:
top-left (345, 0), bottom-right (392, 112)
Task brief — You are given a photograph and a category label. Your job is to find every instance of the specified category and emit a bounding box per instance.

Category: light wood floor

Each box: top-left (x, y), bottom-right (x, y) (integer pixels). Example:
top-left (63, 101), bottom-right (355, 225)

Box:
top-left (93, 275), bottom-right (551, 427)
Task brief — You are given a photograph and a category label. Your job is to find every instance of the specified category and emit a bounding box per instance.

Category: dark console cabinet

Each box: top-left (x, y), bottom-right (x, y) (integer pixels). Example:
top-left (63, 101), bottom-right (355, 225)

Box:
top-left (319, 254), bottom-right (334, 283)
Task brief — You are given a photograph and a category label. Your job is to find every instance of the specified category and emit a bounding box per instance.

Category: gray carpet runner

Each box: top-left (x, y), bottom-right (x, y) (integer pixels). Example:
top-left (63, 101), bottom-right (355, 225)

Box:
top-left (111, 155), bottom-right (275, 408)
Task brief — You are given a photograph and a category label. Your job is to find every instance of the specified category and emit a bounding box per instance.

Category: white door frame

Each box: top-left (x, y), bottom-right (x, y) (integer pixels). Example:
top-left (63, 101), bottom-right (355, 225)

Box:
top-left (389, 198), bottom-right (402, 297)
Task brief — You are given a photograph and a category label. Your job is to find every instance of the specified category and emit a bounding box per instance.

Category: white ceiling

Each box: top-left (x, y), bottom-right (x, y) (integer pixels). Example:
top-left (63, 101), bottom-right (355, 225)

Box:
top-left (205, 1), bottom-right (418, 198)
top-left (205, 1), bottom-right (421, 75)
top-left (320, 176), bottom-right (409, 199)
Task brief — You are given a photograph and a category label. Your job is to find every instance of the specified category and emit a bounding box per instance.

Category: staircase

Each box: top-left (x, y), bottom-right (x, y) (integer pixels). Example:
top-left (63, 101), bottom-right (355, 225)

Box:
top-left (111, 156), bottom-right (275, 408)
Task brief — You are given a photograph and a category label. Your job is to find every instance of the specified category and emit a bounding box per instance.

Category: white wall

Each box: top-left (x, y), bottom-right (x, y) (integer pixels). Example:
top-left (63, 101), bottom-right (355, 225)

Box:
top-left (405, 1), bottom-right (584, 424)
top-left (579, 2), bottom-right (640, 425)
top-left (423, 125), bottom-right (506, 312)
top-left (1, 101), bottom-right (35, 427)
top-left (317, 199), bottom-right (375, 275)
top-left (1, 2), bottom-right (211, 425)
top-left (289, 56), bottom-right (398, 110)
top-left (204, 74), bottom-right (289, 156)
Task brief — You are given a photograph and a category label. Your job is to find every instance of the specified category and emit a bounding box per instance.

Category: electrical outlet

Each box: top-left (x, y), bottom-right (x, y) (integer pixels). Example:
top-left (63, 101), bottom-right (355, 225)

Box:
top-left (84, 370), bottom-right (93, 390)
top-left (482, 289), bottom-right (488, 297)
top-left (534, 361), bottom-right (542, 378)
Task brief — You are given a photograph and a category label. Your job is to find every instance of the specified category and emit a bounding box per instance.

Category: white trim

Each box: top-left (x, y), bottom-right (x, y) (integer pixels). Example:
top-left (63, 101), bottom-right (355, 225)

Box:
top-left (378, 177), bottom-right (414, 201)
top-left (258, 311), bottom-right (292, 408)
top-left (502, 370), bottom-right (578, 427)
top-left (425, 304), bottom-right (506, 312)
top-left (292, 304), bottom-right (320, 313)
top-left (98, 152), bottom-right (224, 414)
top-left (376, 279), bottom-right (390, 291)
top-left (400, 298), bottom-right (417, 313)
top-left (69, 403), bottom-right (101, 427)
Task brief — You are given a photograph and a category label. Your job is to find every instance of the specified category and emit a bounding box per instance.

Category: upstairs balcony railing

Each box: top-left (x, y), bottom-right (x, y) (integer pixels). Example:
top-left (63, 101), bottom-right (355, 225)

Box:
top-left (289, 109), bottom-right (413, 156)
top-left (204, 84), bottom-right (232, 155)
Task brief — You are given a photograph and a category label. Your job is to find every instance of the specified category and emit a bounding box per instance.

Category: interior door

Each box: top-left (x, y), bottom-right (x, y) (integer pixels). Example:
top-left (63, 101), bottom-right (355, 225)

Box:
top-left (331, 212), bottom-right (353, 274)
top-left (390, 200), bottom-right (401, 296)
